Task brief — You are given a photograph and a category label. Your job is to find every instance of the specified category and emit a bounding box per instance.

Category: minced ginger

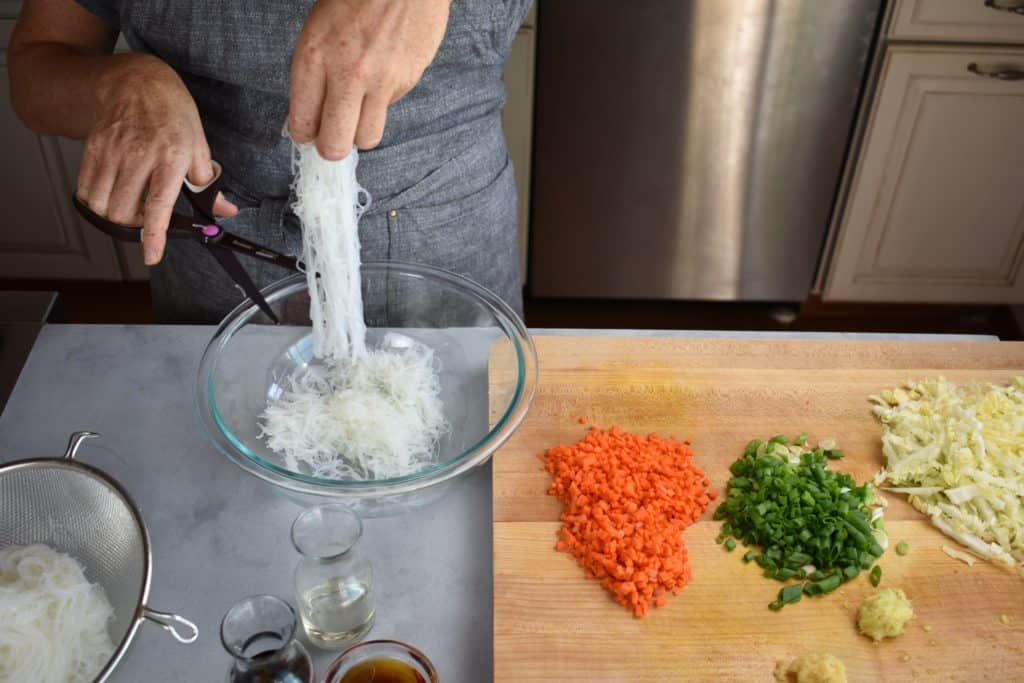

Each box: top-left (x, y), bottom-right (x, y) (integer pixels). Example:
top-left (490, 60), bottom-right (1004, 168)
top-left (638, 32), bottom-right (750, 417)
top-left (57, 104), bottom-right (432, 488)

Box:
top-left (773, 653), bottom-right (847, 683)
top-left (858, 587), bottom-right (915, 642)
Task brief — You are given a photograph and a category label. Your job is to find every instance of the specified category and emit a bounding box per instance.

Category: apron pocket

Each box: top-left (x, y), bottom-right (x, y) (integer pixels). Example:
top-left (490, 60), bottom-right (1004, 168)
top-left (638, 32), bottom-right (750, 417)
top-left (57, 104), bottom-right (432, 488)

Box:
top-left (393, 156), bottom-right (514, 249)
top-left (385, 158), bottom-right (521, 317)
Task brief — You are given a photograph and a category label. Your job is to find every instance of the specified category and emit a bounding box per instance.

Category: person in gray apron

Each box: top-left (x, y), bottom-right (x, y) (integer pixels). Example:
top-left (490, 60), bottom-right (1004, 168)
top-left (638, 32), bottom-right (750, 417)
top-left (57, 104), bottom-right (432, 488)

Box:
top-left (9, 0), bottom-right (528, 322)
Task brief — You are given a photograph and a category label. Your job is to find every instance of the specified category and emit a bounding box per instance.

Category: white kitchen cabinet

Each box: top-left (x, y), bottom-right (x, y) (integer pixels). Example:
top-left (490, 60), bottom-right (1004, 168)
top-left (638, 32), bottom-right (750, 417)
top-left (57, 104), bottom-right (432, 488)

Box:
top-left (825, 46), bottom-right (1024, 303)
top-left (0, 17), bottom-right (123, 280)
top-left (891, 0), bottom-right (1024, 44)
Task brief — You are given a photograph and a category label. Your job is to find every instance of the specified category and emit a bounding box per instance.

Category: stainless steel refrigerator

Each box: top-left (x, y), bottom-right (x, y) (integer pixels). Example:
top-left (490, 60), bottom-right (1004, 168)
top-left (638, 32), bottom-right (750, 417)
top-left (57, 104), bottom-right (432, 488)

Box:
top-left (528, 0), bottom-right (883, 301)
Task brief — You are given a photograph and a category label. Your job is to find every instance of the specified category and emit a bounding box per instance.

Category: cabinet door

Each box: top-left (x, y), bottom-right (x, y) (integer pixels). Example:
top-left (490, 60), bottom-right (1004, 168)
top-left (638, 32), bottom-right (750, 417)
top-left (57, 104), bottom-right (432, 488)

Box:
top-left (825, 47), bottom-right (1024, 303)
top-left (891, 0), bottom-right (1024, 44)
top-left (0, 19), bottom-right (123, 280)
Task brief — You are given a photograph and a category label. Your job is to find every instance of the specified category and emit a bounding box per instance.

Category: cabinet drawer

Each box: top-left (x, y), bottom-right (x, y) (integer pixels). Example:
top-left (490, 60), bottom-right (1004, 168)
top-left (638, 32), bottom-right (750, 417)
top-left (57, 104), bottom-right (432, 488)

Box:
top-left (825, 47), bottom-right (1024, 303)
top-left (891, 0), bottom-right (1024, 44)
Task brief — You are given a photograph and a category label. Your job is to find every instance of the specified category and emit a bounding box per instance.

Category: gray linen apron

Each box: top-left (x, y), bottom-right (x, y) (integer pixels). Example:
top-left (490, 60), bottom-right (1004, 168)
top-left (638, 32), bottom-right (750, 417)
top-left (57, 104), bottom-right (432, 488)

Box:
top-left (75, 0), bottom-right (529, 322)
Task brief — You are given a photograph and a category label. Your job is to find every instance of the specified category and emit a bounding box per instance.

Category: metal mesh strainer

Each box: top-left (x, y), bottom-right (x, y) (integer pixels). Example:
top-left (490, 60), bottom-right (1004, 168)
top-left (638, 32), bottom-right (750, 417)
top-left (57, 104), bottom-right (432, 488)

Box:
top-left (0, 432), bottom-right (197, 682)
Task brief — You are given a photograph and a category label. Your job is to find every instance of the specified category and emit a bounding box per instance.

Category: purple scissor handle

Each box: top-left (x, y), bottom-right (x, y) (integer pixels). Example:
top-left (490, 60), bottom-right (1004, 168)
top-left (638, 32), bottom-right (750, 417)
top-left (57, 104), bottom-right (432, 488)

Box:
top-left (71, 161), bottom-right (298, 324)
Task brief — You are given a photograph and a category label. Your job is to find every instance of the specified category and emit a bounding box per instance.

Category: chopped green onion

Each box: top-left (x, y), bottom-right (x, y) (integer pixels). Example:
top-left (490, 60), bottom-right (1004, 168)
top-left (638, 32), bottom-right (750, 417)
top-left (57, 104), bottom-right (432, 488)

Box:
top-left (785, 551), bottom-right (812, 568)
top-left (779, 584), bottom-right (804, 605)
top-left (869, 565), bottom-right (882, 587)
top-left (724, 538), bottom-right (737, 552)
top-left (896, 540), bottom-right (909, 556)
top-left (715, 433), bottom-right (885, 610)
top-left (814, 574), bottom-right (842, 593)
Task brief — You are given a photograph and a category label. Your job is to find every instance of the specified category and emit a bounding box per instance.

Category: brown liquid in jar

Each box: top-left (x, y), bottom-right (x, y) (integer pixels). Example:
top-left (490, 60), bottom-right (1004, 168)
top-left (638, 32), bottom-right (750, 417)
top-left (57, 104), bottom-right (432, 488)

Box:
top-left (337, 657), bottom-right (426, 683)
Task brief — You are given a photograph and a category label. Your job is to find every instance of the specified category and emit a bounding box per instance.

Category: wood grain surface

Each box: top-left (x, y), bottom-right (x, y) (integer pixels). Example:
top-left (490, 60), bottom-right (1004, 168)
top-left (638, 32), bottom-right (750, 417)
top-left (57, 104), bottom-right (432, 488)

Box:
top-left (491, 337), bottom-right (1024, 682)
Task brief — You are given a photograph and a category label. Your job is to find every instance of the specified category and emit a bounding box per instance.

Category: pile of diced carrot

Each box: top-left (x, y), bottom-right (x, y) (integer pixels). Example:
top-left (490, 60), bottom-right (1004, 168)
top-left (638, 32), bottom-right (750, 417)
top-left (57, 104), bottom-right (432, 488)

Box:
top-left (541, 421), bottom-right (716, 617)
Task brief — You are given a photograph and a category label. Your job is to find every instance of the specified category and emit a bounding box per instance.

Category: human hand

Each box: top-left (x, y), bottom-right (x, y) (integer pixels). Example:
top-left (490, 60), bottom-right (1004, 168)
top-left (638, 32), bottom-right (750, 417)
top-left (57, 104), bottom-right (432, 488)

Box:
top-left (288, 0), bottom-right (451, 160)
top-left (75, 55), bottom-right (238, 265)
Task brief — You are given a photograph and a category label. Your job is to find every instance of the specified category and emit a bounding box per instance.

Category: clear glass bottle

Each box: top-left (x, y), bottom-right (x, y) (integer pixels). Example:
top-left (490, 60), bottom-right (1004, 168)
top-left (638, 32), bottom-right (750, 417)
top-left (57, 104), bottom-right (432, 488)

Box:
top-left (291, 504), bottom-right (375, 650)
top-left (221, 594), bottom-right (313, 683)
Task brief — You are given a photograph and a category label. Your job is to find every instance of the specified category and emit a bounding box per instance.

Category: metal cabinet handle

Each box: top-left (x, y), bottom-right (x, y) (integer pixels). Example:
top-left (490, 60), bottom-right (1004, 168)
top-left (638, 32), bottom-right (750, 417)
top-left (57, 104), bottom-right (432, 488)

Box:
top-left (967, 62), bottom-right (1024, 80)
top-left (984, 0), bottom-right (1024, 14)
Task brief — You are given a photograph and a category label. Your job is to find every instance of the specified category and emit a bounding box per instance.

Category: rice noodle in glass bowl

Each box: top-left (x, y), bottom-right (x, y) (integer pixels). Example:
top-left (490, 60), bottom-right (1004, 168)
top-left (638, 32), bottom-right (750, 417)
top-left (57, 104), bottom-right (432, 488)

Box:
top-left (195, 262), bottom-right (537, 516)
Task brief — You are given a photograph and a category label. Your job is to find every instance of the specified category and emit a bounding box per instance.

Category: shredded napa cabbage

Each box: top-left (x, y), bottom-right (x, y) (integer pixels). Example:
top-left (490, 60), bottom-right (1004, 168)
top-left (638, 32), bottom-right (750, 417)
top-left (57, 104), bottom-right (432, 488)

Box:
top-left (941, 544), bottom-right (976, 567)
top-left (870, 376), bottom-right (1024, 574)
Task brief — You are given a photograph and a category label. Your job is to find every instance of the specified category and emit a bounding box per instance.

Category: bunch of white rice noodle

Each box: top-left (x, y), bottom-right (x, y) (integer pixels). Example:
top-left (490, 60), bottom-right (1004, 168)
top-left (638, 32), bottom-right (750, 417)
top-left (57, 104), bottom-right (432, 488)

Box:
top-left (258, 144), bottom-right (448, 481)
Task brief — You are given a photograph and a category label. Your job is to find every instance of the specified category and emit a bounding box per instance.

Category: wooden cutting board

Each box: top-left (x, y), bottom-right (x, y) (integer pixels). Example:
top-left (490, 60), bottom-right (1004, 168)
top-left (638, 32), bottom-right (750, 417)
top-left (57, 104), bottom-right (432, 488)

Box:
top-left (490, 337), bottom-right (1024, 682)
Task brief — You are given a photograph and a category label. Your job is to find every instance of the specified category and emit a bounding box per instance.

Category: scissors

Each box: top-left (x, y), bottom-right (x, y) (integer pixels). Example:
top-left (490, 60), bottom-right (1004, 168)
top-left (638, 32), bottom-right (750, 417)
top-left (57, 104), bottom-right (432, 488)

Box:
top-left (71, 161), bottom-right (298, 324)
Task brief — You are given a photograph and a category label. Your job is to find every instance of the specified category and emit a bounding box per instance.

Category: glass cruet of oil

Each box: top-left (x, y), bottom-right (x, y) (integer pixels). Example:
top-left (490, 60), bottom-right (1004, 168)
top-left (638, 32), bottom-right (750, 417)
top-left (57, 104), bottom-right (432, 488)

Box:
top-left (291, 503), bottom-right (376, 650)
top-left (221, 594), bottom-right (313, 683)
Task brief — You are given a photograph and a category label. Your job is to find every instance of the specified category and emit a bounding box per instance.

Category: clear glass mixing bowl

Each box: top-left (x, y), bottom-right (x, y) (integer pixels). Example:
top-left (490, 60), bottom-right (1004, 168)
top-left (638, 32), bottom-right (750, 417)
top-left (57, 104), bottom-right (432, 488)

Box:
top-left (196, 262), bottom-right (536, 513)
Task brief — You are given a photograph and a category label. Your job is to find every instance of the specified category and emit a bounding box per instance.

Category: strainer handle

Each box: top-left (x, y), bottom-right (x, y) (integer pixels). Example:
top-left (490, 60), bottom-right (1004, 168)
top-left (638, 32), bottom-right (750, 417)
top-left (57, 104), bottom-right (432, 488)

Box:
top-left (143, 607), bottom-right (199, 644)
top-left (63, 431), bottom-right (100, 460)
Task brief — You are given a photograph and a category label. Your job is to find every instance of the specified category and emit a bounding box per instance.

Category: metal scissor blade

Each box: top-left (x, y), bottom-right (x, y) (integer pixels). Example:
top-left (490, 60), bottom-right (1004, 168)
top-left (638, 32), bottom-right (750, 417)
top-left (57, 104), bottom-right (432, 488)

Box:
top-left (208, 244), bottom-right (280, 324)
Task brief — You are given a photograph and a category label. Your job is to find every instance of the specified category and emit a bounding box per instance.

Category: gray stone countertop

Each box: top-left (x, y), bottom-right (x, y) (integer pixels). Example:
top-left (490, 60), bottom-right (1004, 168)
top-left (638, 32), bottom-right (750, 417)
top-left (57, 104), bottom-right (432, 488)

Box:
top-left (0, 291), bottom-right (59, 414)
top-left (0, 325), bottom-right (998, 682)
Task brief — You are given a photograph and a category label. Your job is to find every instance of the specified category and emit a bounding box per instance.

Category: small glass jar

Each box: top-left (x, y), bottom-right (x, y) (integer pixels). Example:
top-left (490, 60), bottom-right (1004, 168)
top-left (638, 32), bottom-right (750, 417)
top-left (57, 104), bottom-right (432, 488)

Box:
top-left (323, 640), bottom-right (438, 683)
top-left (221, 594), bottom-right (313, 683)
top-left (291, 504), bottom-right (375, 650)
